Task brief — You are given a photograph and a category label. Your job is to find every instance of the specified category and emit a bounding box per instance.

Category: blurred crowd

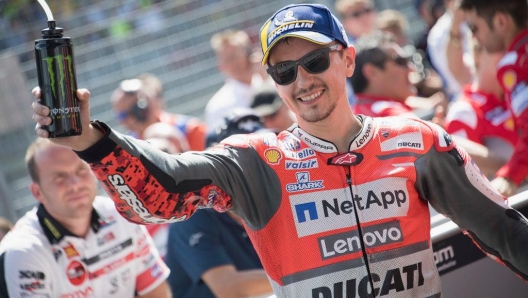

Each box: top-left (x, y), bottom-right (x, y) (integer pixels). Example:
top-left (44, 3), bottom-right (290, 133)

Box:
top-left (1, 0), bottom-right (527, 297)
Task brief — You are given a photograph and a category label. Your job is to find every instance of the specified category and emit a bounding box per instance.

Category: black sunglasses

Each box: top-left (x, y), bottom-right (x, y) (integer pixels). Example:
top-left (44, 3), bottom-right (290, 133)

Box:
top-left (266, 44), bottom-right (342, 85)
top-left (389, 54), bottom-right (411, 68)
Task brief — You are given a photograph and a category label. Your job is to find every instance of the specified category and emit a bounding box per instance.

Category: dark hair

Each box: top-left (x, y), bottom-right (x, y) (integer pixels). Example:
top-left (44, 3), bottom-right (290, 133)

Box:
top-left (350, 31), bottom-right (396, 93)
top-left (458, 0), bottom-right (528, 29)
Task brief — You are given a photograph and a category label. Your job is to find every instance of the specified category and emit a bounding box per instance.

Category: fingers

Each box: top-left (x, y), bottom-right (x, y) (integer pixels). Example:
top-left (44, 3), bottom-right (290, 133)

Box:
top-left (31, 101), bottom-right (49, 116)
top-left (31, 88), bottom-right (51, 136)
top-left (32, 108), bottom-right (51, 124)
top-left (34, 123), bottom-right (49, 138)
top-left (31, 86), bottom-right (41, 98)
top-left (77, 88), bottom-right (90, 101)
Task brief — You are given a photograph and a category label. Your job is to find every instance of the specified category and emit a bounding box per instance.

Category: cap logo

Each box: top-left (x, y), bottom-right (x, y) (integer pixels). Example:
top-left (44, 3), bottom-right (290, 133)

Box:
top-left (274, 10), bottom-right (297, 26)
top-left (268, 11), bottom-right (314, 45)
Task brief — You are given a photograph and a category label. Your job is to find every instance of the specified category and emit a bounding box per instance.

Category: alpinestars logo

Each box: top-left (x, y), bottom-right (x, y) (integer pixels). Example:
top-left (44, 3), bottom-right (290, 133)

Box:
top-left (328, 152), bottom-right (363, 166)
top-left (286, 172), bottom-right (324, 193)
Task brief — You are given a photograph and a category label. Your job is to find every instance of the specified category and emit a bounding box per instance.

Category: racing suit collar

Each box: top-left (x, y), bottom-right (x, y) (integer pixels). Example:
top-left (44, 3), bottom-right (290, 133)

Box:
top-left (36, 204), bottom-right (103, 244)
top-left (289, 115), bottom-right (374, 153)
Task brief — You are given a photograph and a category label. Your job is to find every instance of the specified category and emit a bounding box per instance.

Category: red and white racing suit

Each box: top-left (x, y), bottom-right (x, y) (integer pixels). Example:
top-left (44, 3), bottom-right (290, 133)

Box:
top-left (78, 116), bottom-right (528, 298)
top-left (444, 86), bottom-right (518, 148)
top-left (496, 28), bottom-right (528, 185)
top-left (0, 196), bottom-right (169, 298)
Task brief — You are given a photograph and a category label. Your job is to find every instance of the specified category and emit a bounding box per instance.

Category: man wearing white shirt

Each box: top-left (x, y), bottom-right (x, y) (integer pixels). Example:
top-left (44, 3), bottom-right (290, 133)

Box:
top-left (204, 30), bottom-right (256, 132)
top-left (427, 0), bottom-right (472, 101)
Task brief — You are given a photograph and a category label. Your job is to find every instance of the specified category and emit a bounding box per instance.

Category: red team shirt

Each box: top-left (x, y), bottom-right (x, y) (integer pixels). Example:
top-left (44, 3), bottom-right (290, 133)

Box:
top-left (444, 86), bottom-right (518, 148)
top-left (495, 29), bottom-right (528, 185)
top-left (353, 94), bottom-right (416, 118)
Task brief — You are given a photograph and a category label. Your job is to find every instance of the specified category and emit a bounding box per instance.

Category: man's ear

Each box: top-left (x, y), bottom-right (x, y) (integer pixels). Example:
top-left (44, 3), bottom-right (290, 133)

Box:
top-left (345, 46), bottom-right (356, 77)
top-left (362, 63), bottom-right (380, 82)
top-left (492, 11), bottom-right (510, 33)
top-left (29, 182), bottom-right (44, 204)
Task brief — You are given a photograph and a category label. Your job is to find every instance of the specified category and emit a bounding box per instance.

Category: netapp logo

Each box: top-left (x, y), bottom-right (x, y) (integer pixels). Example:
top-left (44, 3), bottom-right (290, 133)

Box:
top-left (285, 158), bottom-right (319, 170)
top-left (286, 172), bottom-right (324, 192)
top-left (319, 221), bottom-right (403, 259)
top-left (290, 178), bottom-right (410, 237)
top-left (311, 262), bottom-right (425, 298)
top-left (295, 190), bottom-right (407, 222)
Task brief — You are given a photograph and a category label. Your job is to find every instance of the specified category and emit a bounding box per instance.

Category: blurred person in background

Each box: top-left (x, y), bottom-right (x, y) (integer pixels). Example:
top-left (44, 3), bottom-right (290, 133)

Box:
top-left (144, 122), bottom-right (190, 155)
top-left (335, 0), bottom-right (378, 106)
top-left (165, 109), bottom-right (273, 298)
top-left (350, 31), bottom-right (446, 119)
top-left (335, 0), bottom-right (377, 45)
top-left (0, 217), bottom-right (12, 243)
top-left (377, 8), bottom-right (444, 98)
top-left (204, 30), bottom-right (257, 132)
top-left (444, 40), bottom-right (517, 178)
top-left (0, 138), bottom-right (171, 298)
top-left (377, 9), bottom-right (410, 48)
top-left (351, 31), bottom-right (504, 171)
top-left (414, 0), bottom-right (446, 56)
top-left (427, 0), bottom-right (473, 101)
top-left (111, 73), bottom-right (207, 151)
top-left (459, 0), bottom-right (528, 196)
top-left (250, 83), bottom-right (296, 132)
top-left (205, 108), bottom-right (271, 148)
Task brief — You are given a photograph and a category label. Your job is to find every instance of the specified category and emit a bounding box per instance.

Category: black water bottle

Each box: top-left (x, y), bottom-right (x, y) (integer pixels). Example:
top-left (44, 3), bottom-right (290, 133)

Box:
top-left (35, 20), bottom-right (82, 137)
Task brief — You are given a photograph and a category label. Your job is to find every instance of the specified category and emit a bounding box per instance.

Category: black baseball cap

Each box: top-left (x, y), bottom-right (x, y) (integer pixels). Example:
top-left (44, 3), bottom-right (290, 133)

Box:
top-left (250, 85), bottom-right (283, 117)
top-left (206, 108), bottom-right (268, 148)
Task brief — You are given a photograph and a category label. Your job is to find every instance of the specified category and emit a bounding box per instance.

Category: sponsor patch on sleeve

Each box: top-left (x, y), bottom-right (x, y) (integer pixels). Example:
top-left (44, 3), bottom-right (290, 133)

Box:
top-left (510, 80), bottom-right (528, 117)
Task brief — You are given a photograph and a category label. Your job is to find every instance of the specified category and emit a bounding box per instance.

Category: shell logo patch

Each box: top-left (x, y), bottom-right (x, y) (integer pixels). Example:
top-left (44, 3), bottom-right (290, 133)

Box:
top-left (264, 148), bottom-right (282, 165)
top-left (503, 70), bottom-right (517, 91)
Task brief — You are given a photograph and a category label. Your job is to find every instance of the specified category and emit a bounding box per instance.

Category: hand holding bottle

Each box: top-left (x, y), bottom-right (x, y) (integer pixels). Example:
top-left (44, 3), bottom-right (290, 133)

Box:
top-left (32, 87), bottom-right (103, 151)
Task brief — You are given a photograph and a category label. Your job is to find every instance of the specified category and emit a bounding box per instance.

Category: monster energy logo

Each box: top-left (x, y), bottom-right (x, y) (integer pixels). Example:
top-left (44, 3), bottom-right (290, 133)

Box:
top-left (43, 54), bottom-right (75, 99)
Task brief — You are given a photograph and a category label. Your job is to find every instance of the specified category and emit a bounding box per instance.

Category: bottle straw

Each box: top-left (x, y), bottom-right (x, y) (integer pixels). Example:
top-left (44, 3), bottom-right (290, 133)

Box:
top-left (36, 0), bottom-right (54, 21)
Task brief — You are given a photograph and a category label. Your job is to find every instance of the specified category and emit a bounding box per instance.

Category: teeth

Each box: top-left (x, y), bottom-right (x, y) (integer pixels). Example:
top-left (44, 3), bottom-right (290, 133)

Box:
top-left (300, 90), bottom-right (323, 102)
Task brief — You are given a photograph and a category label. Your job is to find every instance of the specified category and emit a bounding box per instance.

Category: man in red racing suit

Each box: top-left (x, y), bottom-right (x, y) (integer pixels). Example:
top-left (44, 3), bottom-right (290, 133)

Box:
top-left (70, 113), bottom-right (527, 297)
top-left (459, 0), bottom-right (528, 196)
top-left (31, 3), bottom-right (528, 298)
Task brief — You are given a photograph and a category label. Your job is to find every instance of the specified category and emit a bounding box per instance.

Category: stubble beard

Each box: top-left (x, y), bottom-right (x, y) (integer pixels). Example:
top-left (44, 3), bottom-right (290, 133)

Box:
top-left (300, 100), bottom-right (337, 123)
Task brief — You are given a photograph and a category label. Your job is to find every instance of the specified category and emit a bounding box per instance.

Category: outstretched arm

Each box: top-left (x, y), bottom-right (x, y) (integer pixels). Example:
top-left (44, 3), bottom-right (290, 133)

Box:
top-left (415, 121), bottom-right (528, 280)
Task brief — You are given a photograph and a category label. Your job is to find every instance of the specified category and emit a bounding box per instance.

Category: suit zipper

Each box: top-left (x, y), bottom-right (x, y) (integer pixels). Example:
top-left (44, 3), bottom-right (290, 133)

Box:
top-left (345, 167), bottom-right (375, 297)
